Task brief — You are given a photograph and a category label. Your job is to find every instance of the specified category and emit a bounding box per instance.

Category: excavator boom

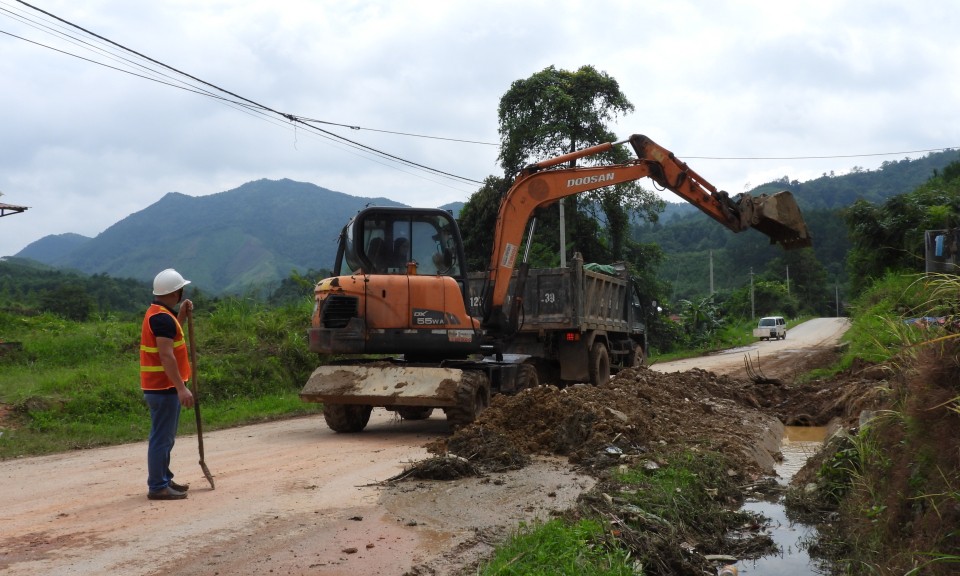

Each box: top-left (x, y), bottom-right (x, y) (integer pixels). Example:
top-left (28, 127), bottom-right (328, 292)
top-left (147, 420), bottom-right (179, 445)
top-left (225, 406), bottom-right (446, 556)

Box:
top-left (481, 134), bottom-right (812, 332)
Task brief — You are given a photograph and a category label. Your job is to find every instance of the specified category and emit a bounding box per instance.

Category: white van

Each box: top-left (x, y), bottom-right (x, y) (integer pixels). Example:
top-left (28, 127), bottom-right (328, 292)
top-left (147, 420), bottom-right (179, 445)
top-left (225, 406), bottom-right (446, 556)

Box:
top-left (753, 316), bottom-right (786, 340)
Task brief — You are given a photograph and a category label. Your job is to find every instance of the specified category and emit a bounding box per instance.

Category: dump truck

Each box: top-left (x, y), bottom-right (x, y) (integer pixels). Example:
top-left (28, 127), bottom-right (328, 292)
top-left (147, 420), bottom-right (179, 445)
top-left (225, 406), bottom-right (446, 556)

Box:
top-left (300, 134), bottom-right (812, 432)
top-left (467, 253), bottom-right (647, 387)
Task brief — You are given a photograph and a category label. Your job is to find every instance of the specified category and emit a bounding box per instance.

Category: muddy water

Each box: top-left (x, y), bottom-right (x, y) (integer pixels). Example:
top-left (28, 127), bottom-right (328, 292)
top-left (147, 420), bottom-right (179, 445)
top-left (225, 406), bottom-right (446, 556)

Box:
top-left (734, 425), bottom-right (827, 575)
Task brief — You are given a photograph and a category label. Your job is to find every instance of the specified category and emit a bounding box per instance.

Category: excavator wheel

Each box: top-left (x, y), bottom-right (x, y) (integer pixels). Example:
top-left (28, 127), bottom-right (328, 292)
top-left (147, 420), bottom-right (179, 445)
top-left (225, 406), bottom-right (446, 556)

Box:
top-left (396, 406), bottom-right (435, 420)
top-left (323, 403), bottom-right (373, 433)
top-left (589, 342), bottom-right (611, 386)
top-left (443, 371), bottom-right (490, 430)
top-left (517, 364), bottom-right (539, 391)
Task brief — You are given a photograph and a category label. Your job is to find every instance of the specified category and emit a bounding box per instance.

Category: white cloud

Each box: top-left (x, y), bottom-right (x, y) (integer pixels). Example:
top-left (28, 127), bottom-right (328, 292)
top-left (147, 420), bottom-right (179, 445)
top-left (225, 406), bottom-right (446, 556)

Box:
top-left (1, 0), bottom-right (958, 255)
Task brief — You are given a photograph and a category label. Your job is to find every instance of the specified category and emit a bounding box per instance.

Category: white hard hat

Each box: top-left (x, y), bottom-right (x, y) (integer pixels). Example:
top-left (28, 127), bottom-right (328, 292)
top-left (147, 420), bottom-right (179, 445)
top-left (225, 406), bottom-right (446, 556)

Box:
top-left (153, 268), bottom-right (191, 296)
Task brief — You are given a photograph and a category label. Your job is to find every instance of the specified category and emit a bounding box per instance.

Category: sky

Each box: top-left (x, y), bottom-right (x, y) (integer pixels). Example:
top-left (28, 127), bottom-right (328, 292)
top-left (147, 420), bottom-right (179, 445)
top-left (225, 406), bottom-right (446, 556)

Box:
top-left (1, 0), bottom-right (958, 257)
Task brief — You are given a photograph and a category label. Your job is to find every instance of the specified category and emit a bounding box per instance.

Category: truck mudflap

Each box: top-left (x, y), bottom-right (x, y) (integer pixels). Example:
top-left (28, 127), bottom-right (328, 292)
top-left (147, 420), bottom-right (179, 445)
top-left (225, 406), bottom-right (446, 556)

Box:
top-left (299, 362), bottom-right (464, 407)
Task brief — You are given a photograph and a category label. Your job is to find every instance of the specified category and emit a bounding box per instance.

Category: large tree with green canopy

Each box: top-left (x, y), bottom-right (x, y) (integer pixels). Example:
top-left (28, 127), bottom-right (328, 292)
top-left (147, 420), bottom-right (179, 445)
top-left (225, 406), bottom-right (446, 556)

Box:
top-left (458, 65), bottom-right (664, 271)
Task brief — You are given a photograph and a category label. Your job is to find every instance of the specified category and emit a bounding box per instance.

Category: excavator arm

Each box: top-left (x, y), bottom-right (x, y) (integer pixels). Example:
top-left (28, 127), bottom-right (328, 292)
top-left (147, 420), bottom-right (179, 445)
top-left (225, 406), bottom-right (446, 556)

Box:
top-left (481, 134), bottom-right (811, 334)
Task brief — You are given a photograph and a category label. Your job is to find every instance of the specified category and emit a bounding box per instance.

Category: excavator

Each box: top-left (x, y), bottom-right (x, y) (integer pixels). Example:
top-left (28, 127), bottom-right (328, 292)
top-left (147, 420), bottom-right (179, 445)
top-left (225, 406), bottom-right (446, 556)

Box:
top-left (300, 134), bottom-right (811, 432)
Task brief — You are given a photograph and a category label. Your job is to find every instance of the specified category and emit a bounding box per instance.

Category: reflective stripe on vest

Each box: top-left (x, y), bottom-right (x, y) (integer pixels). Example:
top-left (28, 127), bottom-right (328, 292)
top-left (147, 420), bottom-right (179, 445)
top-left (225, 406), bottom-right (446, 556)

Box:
top-left (140, 304), bottom-right (191, 390)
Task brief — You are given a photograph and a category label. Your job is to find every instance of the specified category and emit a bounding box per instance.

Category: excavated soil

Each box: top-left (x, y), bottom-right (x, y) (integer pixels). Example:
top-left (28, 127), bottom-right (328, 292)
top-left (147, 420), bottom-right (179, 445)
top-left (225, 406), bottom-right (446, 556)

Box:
top-left (430, 368), bottom-right (785, 478)
top-left (424, 349), bottom-right (885, 482)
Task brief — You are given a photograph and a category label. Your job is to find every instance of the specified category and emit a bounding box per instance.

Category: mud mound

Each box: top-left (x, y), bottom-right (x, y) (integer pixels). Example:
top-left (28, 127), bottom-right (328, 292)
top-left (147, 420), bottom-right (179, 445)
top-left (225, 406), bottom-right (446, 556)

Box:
top-left (387, 454), bottom-right (482, 481)
top-left (429, 367), bottom-right (785, 478)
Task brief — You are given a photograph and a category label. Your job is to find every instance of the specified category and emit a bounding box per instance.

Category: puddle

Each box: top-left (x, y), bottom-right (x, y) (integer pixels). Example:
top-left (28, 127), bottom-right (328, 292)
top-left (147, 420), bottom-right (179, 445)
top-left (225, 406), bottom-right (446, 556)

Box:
top-left (734, 426), bottom-right (827, 575)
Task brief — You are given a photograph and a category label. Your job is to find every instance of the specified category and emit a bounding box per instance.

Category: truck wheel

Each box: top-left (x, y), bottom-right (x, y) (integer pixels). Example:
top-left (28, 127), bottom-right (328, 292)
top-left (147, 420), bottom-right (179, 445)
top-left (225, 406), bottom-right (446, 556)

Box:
top-left (396, 406), bottom-right (434, 420)
top-left (588, 342), bottom-right (610, 386)
top-left (626, 343), bottom-right (646, 368)
top-left (323, 404), bottom-right (373, 433)
top-left (443, 371), bottom-right (490, 430)
top-left (518, 364), bottom-right (539, 391)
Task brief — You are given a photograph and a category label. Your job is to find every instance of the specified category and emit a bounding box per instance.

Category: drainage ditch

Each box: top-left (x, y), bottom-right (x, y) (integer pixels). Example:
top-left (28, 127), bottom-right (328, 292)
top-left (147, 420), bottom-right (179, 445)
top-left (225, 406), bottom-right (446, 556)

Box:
top-left (734, 425), bottom-right (828, 575)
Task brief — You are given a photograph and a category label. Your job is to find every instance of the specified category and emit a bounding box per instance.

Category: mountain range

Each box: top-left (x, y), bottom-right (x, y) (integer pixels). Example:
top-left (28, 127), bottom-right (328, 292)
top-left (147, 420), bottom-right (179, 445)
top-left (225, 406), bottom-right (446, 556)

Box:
top-left (16, 179), bottom-right (459, 294)
top-left (14, 148), bottom-right (959, 294)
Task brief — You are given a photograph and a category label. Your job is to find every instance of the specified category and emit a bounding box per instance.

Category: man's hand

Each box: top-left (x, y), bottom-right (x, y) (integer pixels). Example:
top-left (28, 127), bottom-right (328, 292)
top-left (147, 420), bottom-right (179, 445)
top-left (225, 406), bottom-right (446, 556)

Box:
top-left (178, 385), bottom-right (195, 408)
top-left (178, 299), bottom-right (194, 323)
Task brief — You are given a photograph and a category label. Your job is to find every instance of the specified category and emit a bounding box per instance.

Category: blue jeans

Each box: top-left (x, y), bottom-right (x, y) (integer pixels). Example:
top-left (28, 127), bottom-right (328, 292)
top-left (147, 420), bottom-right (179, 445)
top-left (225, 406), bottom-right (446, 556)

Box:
top-left (144, 392), bottom-right (181, 492)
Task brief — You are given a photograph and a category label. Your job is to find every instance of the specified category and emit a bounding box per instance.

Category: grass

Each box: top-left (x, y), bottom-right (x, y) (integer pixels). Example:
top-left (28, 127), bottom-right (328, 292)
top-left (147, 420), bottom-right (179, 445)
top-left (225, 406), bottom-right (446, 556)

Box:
top-left (786, 272), bottom-right (960, 575)
top-left (481, 519), bottom-right (635, 576)
top-left (480, 448), bottom-right (766, 576)
top-left (0, 300), bottom-right (324, 460)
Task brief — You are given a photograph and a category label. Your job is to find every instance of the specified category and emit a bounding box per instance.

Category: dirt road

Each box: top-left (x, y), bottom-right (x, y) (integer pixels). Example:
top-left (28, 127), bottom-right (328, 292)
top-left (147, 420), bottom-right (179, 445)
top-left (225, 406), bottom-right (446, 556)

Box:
top-left (1, 405), bottom-right (591, 575)
top-left (650, 317), bottom-right (850, 377)
top-left (0, 317), bottom-right (849, 576)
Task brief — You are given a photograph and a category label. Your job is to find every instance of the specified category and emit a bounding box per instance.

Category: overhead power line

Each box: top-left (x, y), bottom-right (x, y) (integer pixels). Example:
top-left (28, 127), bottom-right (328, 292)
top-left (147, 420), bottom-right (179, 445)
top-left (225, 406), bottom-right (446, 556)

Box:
top-left (1, 1), bottom-right (955, 171)
top-left (4, 0), bottom-right (485, 187)
top-left (683, 147), bottom-right (958, 161)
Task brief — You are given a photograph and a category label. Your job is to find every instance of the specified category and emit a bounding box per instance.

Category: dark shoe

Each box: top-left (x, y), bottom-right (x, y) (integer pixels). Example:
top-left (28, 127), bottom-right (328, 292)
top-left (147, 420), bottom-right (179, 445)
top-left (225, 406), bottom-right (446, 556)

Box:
top-left (168, 480), bottom-right (190, 492)
top-left (147, 486), bottom-right (187, 500)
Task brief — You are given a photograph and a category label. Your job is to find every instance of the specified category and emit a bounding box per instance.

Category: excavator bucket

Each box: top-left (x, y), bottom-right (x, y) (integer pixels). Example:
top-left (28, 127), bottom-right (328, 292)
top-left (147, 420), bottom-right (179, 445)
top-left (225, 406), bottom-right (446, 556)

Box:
top-left (739, 190), bottom-right (812, 250)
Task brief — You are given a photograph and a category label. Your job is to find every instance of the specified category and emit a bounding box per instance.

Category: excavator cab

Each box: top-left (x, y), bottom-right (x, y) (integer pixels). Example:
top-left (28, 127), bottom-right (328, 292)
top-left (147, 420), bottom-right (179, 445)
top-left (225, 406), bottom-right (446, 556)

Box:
top-left (335, 207), bottom-right (466, 278)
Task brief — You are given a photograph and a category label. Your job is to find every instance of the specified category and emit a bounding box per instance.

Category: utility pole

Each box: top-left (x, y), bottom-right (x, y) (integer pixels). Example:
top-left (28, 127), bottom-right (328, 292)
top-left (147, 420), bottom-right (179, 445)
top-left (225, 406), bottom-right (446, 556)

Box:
top-left (750, 268), bottom-right (755, 320)
top-left (836, 282), bottom-right (840, 317)
top-left (709, 250), bottom-right (714, 295)
top-left (560, 155), bottom-right (577, 268)
top-left (559, 199), bottom-right (566, 268)
top-left (786, 265), bottom-right (790, 297)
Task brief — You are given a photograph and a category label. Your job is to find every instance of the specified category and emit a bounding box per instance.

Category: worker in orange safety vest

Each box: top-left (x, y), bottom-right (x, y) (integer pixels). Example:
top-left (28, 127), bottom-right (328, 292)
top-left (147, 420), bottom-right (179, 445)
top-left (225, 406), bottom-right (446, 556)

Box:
top-left (140, 268), bottom-right (195, 501)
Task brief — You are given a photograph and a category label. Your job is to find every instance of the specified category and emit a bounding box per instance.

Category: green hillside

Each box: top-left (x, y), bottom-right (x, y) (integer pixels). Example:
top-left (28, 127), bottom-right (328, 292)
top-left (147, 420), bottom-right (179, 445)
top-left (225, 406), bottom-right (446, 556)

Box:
top-left (13, 148), bottom-right (956, 300)
top-left (19, 179), bottom-right (404, 294)
top-left (637, 149), bottom-right (958, 303)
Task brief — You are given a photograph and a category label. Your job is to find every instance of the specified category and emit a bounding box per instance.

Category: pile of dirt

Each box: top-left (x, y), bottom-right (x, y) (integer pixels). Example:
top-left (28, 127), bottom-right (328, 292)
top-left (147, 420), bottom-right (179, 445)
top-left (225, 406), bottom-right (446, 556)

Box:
top-left (420, 341), bottom-right (890, 486)
top-left (428, 367), bottom-right (789, 479)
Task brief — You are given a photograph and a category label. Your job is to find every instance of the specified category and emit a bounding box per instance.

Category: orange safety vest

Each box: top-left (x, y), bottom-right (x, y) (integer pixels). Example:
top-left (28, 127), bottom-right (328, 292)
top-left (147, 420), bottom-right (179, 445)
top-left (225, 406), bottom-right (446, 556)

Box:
top-left (140, 303), bottom-right (191, 390)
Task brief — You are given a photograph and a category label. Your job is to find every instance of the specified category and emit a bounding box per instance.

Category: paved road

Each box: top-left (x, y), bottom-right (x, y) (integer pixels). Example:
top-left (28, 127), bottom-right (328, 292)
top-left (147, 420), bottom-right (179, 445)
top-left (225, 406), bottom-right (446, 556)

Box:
top-left (649, 317), bottom-right (851, 375)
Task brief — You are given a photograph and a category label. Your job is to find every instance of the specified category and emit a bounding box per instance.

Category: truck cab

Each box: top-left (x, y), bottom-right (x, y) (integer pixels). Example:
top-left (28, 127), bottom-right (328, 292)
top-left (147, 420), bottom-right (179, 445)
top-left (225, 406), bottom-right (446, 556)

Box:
top-left (753, 316), bottom-right (786, 340)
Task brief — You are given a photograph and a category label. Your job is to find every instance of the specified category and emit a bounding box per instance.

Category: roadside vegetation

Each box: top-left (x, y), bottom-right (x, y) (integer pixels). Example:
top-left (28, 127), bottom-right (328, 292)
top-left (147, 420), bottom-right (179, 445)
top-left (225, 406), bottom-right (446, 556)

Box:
top-left (0, 298), bottom-right (322, 459)
top-left (785, 272), bottom-right (960, 575)
top-left (481, 448), bottom-right (765, 576)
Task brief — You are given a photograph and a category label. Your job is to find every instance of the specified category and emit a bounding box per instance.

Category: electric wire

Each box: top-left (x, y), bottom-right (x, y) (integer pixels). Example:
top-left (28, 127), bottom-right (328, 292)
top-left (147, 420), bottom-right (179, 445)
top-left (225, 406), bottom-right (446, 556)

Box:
top-left (682, 147), bottom-right (957, 161)
top-left (1, 1), bottom-right (955, 169)
top-left (5, 0), bottom-right (484, 187)
top-left (297, 116), bottom-right (498, 146)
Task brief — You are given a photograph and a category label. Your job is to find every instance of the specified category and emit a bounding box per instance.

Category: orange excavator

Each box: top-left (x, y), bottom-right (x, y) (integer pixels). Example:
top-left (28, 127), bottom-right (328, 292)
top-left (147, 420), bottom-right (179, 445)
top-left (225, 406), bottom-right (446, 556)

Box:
top-left (300, 134), bottom-right (811, 432)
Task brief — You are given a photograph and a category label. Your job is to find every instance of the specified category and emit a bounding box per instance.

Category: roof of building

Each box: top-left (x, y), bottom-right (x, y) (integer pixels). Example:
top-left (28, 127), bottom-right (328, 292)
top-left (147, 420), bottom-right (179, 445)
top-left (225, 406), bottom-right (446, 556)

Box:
top-left (0, 202), bottom-right (29, 217)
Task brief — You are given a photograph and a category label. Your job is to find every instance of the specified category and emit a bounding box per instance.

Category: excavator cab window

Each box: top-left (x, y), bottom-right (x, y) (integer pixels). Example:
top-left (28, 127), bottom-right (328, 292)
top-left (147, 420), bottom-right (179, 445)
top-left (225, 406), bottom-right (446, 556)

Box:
top-left (335, 207), bottom-right (465, 277)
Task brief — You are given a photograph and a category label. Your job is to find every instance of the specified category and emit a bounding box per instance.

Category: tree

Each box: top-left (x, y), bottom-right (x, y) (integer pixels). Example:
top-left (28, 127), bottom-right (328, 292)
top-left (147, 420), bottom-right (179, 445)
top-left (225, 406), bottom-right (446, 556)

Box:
top-left (457, 176), bottom-right (510, 272)
top-left (764, 249), bottom-right (828, 315)
top-left (724, 281), bottom-right (795, 319)
top-left (268, 268), bottom-right (330, 306)
top-left (495, 65), bottom-right (662, 261)
top-left (39, 284), bottom-right (95, 321)
top-left (844, 163), bottom-right (960, 293)
top-left (677, 294), bottom-right (724, 347)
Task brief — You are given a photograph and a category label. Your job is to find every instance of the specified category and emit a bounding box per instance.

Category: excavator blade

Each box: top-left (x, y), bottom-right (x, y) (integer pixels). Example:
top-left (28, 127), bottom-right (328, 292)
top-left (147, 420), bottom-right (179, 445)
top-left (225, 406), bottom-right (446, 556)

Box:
top-left (740, 190), bottom-right (812, 250)
top-left (300, 362), bottom-right (464, 407)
